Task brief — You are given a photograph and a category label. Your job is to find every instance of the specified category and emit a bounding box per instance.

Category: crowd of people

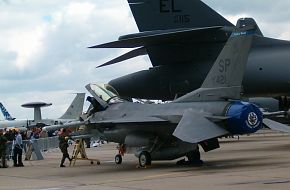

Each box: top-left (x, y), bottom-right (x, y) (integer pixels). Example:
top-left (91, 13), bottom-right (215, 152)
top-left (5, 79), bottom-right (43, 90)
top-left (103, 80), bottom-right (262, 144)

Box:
top-left (0, 128), bottom-right (25, 168)
top-left (0, 126), bottom-right (61, 168)
top-left (0, 126), bottom-right (98, 168)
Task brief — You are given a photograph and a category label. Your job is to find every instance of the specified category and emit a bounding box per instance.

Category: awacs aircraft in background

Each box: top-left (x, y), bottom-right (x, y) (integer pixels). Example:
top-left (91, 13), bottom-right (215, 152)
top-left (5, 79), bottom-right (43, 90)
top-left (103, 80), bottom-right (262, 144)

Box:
top-left (46, 22), bottom-right (290, 167)
top-left (90, 0), bottom-right (290, 116)
top-left (0, 93), bottom-right (85, 129)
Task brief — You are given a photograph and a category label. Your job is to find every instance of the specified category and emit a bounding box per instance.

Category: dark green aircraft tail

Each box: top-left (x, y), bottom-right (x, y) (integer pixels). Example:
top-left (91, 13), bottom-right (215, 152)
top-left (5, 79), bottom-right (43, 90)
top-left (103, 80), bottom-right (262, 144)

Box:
top-left (174, 18), bottom-right (257, 102)
top-left (128, 0), bottom-right (233, 31)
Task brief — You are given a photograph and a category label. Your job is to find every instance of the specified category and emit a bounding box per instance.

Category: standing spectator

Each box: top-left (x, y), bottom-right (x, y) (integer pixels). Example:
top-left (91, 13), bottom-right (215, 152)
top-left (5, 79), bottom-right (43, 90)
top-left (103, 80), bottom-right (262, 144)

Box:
top-left (4, 129), bottom-right (14, 161)
top-left (0, 129), bottom-right (8, 168)
top-left (12, 130), bottom-right (24, 167)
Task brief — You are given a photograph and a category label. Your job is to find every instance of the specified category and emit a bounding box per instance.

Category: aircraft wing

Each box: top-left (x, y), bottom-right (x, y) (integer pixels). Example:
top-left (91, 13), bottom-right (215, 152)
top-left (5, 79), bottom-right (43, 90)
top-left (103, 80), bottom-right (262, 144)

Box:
top-left (91, 26), bottom-right (229, 68)
top-left (93, 116), bottom-right (168, 124)
top-left (43, 117), bottom-right (168, 131)
top-left (96, 47), bottom-right (147, 68)
top-left (89, 26), bottom-right (224, 49)
top-left (173, 109), bottom-right (229, 144)
top-left (43, 121), bottom-right (86, 132)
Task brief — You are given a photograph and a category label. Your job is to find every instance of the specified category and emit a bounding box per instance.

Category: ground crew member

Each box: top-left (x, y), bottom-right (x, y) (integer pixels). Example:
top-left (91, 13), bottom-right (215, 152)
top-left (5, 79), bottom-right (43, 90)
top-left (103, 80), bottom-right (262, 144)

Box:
top-left (12, 129), bottom-right (24, 167)
top-left (0, 129), bottom-right (8, 168)
top-left (58, 128), bottom-right (72, 167)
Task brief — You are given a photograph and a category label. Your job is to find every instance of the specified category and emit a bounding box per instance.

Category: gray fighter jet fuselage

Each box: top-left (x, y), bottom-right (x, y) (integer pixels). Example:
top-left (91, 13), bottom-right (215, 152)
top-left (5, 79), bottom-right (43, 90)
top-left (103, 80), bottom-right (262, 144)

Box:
top-left (48, 21), bottom-right (290, 167)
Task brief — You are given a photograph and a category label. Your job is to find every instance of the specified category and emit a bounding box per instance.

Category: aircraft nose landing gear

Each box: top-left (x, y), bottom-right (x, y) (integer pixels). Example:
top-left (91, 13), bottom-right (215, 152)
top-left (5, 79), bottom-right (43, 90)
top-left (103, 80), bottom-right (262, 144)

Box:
top-left (115, 143), bottom-right (125, 165)
top-left (115, 154), bottom-right (122, 164)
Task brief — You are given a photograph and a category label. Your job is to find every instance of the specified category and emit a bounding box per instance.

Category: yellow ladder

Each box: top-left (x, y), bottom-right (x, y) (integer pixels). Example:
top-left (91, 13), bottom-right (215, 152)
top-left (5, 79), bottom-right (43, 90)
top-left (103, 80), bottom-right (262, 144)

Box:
top-left (70, 139), bottom-right (100, 166)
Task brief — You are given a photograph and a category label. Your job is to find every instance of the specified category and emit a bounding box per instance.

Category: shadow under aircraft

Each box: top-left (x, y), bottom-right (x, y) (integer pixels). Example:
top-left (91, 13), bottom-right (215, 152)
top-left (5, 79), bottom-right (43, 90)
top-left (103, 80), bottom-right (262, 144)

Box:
top-left (90, 0), bottom-right (290, 116)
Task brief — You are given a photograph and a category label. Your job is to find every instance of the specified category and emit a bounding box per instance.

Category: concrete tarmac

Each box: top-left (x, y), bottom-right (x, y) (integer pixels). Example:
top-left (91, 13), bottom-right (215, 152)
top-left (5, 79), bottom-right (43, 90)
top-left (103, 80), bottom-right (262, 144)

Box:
top-left (1, 130), bottom-right (290, 190)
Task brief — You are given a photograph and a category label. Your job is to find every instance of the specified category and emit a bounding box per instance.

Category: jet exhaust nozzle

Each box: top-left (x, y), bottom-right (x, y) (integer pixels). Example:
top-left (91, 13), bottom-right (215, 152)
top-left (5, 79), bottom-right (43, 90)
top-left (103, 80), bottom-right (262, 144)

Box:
top-left (226, 101), bottom-right (263, 135)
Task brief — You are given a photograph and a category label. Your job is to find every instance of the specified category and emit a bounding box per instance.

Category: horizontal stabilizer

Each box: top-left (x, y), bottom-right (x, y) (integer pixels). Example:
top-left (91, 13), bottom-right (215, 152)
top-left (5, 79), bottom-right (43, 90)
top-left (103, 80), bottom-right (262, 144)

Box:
top-left (173, 109), bottom-right (228, 143)
top-left (263, 118), bottom-right (290, 133)
top-left (89, 26), bottom-right (223, 49)
top-left (96, 47), bottom-right (147, 68)
top-left (263, 111), bottom-right (286, 117)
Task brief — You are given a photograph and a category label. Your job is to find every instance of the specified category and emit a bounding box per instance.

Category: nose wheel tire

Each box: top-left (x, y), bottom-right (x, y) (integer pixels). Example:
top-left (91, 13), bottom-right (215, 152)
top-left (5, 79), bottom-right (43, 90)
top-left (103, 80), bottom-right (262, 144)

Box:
top-left (139, 151), bottom-right (151, 167)
top-left (115, 154), bottom-right (122, 164)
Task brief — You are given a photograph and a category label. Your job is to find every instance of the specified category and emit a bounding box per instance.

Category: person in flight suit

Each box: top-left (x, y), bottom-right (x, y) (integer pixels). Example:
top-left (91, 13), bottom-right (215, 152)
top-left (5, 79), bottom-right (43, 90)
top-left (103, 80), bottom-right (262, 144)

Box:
top-left (58, 128), bottom-right (72, 167)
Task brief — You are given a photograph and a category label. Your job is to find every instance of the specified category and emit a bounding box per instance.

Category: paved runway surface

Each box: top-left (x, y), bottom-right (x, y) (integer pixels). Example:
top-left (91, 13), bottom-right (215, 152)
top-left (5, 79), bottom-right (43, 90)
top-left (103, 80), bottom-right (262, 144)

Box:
top-left (1, 130), bottom-right (290, 190)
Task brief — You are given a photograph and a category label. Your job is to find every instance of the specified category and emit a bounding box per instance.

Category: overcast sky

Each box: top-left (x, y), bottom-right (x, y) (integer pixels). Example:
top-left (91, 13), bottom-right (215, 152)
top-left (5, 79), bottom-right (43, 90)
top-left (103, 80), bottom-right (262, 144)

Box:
top-left (0, 0), bottom-right (290, 120)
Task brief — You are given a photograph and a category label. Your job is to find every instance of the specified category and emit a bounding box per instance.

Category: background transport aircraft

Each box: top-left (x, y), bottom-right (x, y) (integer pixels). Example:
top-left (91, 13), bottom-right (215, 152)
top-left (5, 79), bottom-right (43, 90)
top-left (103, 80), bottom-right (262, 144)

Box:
top-left (0, 93), bottom-right (85, 129)
top-left (90, 0), bottom-right (290, 114)
top-left (45, 21), bottom-right (290, 167)
top-left (0, 103), bottom-right (15, 121)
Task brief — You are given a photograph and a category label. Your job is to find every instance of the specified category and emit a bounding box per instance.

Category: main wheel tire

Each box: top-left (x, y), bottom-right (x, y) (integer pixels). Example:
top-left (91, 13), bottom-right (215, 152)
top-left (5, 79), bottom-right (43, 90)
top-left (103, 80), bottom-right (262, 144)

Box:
top-left (139, 151), bottom-right (151, 167)
top-left (115, 154), bottom-right (122, 164)
top-left (186, 148), bottom-right (203, 166)
top-left (186, 149), bottom-right (200, 161)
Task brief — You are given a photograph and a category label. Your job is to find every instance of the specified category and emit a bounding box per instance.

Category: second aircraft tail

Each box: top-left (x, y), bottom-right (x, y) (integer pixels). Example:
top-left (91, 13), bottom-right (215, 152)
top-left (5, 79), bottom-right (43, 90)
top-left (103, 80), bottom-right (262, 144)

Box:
top-left (59, 93), bottom-right (85, 120)
top-left (0, 102), bottom-right (15, 120)
top-left (128, 0), bottom-right (233, 31)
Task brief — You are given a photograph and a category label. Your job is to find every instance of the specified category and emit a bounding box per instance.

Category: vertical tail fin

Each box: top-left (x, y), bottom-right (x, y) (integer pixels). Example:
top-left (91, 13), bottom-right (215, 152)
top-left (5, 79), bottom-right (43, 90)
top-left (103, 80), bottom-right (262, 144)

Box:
top-left (128, 0), bottom-right (233, 31)
top-left (59, 93), bottom-right (85, 119)
top-left (0, 102), bottom-right (15, 120)
top-left (174, 18), bottom-right (257, 102)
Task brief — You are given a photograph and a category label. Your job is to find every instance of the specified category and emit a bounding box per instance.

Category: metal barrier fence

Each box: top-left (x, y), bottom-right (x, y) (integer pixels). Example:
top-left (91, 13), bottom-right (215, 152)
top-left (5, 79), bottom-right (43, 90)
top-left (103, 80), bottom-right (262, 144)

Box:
top-left (24, 136), bottom-right (60, 160)
top-left (30, 136), bottom-right (59, 152)
top-left (5, 136), bottom-right (60, 161)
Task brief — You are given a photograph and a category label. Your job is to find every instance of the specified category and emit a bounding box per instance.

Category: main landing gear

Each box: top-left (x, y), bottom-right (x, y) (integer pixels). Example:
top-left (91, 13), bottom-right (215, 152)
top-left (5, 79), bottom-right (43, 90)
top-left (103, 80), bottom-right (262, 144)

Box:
top-left (115, 144), bottom-right (152, 167)
top-left (138, 151), bottom-right (151, 168)
top-left (176, 146), bottom-right (203, 166)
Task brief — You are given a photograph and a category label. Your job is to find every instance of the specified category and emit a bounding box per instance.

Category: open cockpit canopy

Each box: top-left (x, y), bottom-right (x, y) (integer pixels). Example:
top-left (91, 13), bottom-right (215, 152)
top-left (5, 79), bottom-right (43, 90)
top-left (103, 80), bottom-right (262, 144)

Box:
top-left (85, 83), bottom-right (123, 104)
